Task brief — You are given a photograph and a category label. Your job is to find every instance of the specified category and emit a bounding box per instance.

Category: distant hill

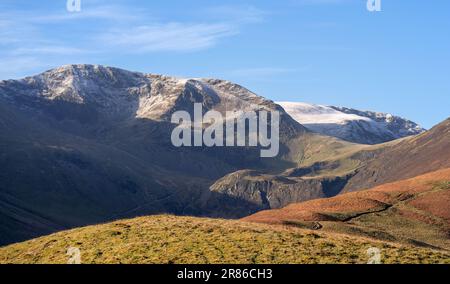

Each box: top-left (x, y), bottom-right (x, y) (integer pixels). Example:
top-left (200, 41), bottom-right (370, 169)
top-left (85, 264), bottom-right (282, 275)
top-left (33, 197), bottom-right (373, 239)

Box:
top-left (278, 102), bottom-right (425, 145)
top-left (343, 118), bottom-right (450, 192)
top-left (243, 169), bottom-right (450, 249)
top-left (0, 215), bottom-right (448, 264)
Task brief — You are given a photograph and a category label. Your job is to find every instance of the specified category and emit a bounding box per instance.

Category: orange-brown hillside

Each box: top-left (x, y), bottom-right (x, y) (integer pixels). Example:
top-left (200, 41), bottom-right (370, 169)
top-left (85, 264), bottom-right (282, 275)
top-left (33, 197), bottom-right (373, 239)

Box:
top-left (242, 168), bottom-right (450, 249)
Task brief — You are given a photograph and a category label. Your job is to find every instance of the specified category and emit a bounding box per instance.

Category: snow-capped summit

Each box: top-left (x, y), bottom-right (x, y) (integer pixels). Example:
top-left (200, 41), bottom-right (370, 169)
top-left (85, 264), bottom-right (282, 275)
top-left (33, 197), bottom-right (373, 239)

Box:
top-left (278, 102), bottom-right (425, 145)
top-left (330, 106), bottom-right (425, 138)
top-left (0, 64), bottom-right (283, 120)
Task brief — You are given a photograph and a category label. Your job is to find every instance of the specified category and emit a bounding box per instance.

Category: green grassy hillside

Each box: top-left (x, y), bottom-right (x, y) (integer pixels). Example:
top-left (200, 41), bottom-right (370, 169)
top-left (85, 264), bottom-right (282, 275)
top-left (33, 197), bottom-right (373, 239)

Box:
top-left (0, 215), bottom-right (448, 264)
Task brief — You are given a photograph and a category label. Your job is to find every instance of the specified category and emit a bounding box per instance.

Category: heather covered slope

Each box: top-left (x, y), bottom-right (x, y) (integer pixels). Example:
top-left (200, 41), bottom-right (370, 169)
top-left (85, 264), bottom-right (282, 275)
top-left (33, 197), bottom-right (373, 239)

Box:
top-left (243, 169), bottom-right (450, 249)
top-left (0, 215), bottom-right (448, 264)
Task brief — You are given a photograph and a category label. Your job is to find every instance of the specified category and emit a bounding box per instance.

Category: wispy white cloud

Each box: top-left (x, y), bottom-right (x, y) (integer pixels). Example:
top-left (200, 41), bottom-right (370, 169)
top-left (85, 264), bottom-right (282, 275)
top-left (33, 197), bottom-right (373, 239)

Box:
top-left (98, 5), bottom-right (265, 53)
top-left (100, 23), bottom-right (238, 52)
top-left (0, 3), bottom-right (265, 79)
top-left (1, 4), bottom-right (262, 53)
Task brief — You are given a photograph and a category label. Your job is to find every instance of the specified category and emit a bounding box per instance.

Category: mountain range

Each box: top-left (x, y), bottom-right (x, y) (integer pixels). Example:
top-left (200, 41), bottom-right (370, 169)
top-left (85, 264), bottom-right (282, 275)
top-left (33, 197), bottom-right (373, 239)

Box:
top-left (0, 64), bottom-right (448, 252)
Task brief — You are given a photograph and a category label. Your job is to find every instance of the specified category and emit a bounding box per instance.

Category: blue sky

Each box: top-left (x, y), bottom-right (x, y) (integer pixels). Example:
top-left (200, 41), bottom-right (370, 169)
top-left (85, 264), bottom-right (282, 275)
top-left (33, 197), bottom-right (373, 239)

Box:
top-left (0, 0), bottom-right (449, 128)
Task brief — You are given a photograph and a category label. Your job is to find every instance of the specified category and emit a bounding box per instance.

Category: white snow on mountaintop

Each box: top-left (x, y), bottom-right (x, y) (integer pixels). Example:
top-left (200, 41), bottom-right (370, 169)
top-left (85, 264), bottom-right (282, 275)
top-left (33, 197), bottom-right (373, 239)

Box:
top-left (277, 102), bottom-right (372, 125)
top-left (0, 64), bottom-right (281, 122)
top-left (277, 102), bottom-right (425, 145)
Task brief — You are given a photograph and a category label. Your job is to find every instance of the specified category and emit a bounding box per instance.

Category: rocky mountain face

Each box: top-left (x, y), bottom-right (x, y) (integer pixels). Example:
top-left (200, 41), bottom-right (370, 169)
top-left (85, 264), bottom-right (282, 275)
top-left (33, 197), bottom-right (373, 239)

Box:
top-left (208, 169), bottom-right (352, 215)
top-left (278, 102), bottom-right (425, 145)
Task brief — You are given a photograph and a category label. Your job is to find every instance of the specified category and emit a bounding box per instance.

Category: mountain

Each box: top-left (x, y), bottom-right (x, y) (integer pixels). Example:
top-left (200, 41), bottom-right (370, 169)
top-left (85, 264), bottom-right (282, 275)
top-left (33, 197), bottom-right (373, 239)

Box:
top-left (1, 214), bottom-right (448, 264)
top-left (243, 169), bottom-right (450, 249)
top-left (0, 64), bottom-right (359, 245)
top-left (342, 118), bottom-right (450, 192)
top-left (0, 64), bottom-right (447, 247)
top-left (278, 102), bottom-right (425, 145)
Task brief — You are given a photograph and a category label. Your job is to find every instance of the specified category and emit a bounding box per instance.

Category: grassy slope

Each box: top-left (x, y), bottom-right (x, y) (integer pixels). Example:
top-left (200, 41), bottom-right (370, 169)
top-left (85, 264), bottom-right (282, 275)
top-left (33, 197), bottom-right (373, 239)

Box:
top-left (243, 169), bottom-right (450, 250)
top-left (0, 215), bottom-right (449, 264)
top-left (283, 133), bottom-right (369, 175)
top-left (281, 132), bottom-right (405, 179)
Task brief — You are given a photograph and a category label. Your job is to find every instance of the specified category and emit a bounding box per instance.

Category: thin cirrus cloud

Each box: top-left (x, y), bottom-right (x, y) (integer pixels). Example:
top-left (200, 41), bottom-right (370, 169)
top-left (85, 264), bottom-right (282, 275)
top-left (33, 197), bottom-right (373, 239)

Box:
top-left (100, 23), bottom-right (239, 53)
top-left (97, 4), bottom-right (262, 53)
top-left (1, 4), bottom-right (260, 54)
top-left (2, 4), bottom-right (259, 54)
top-left (0, 3), bottom-right (264, 79)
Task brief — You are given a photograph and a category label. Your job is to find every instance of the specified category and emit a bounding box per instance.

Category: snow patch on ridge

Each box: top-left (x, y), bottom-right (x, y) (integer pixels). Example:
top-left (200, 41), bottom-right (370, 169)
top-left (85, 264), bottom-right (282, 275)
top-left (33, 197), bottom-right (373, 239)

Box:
top-left (277, 102), bottom-right (372, 125)
top-left (278, 101), bottom-right (425, 145)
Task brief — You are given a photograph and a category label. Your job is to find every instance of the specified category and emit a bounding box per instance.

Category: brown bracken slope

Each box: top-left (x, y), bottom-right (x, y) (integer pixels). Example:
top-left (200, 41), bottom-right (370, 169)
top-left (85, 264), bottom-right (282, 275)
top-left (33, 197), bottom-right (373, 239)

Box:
top-left (242, 169), bottom-right (450, 249)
